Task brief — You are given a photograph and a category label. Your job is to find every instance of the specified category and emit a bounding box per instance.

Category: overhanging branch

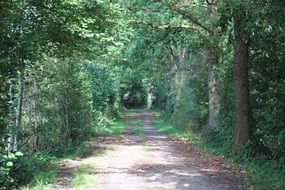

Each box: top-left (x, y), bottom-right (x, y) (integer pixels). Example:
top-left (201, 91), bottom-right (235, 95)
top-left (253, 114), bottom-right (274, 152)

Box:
top-left (168, 4), bottom-right (214, 35)
top-left (130, 20), bottom-right (199, 31)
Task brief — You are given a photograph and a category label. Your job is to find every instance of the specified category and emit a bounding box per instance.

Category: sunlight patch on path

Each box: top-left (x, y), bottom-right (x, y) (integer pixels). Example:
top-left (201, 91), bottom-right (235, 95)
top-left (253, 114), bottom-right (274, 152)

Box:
top-left (91, 111), bottom-right (226, 190)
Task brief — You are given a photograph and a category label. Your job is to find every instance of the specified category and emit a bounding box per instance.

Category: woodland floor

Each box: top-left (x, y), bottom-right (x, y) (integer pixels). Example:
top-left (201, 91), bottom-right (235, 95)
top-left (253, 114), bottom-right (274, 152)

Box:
top-left (48, 111), bottom-right (248, 190)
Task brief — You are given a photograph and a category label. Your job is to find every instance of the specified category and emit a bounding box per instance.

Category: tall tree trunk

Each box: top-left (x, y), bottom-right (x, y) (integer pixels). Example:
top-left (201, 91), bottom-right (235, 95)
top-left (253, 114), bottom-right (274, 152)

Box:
top-left (7, 80), bottom-right (15, 152)
top-left (65, 93), bottom-right (72, 148)
top-left (207, 49), bottom-right (220, 128)
top-left (171, 46), bottom-right (186, 111)
top-left (206, 0), bottom-right (220, 129)
top-left (233, 10), bottom-right (251, 152)
top-left (8, 70), bottom-right (24, 152)
top-left (14, 70), bottom-right (24, 151)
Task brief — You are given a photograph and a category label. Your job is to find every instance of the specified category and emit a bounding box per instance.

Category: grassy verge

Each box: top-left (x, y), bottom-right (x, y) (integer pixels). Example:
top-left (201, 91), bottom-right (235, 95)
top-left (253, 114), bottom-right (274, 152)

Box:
top-left (23, 145), bottom-right (97, 190)
top-left (98, 120), bottom-right (128, 136)
top-left (24, 165), bottom-right (59, 190)
top-left (154, 119), bottom-right (285, 190)
top-left (154, 119), bottom-right (200, 144)
top-left (123, 109), bottom-right (138, 117)
top-left (134, 120), bottom-right (143, 136)
top-left (71, 165), bottom-right (98, 189)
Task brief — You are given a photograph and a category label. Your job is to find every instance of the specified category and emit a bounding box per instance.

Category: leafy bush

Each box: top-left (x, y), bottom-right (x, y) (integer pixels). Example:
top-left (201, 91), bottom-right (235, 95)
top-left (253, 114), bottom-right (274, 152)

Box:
top-left (0, 151), bottom-right (23, 189)
top-left (0, 151), bottom-right (56, 189)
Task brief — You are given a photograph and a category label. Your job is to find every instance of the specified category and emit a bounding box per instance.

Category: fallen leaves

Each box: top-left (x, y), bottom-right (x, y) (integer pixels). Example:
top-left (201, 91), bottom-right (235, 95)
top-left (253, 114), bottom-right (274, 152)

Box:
top-left (167, 136), bottom-right (250, 190)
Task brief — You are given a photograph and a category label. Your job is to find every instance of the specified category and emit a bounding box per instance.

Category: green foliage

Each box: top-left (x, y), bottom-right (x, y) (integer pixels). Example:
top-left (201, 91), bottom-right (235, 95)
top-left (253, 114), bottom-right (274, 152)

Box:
top-left (154, 119), bottom-right (201, 146)
top-left (26, 166), bottom-right (58, 190)
top-left (248, 1), bottom-right (285, 159)
top-left (97, 120), bottom-right (128, 136)
top-left (0, 151), bottom-right (23, 189)
top-left (119, 68), bottom-right (148, 109)
top-left (17, 58), bottom-right (94, 151)
top-left (9, 152), bottom-right (56, 187)
top-left (0, 150), bottom-right (59, 189)
top-left (247, 162), bottom-right (285, 190)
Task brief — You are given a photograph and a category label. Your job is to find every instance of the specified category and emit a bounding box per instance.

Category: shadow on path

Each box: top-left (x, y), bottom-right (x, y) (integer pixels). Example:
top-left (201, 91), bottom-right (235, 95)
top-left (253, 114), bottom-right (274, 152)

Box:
top-left (93, 111), bottom-right (226, 190)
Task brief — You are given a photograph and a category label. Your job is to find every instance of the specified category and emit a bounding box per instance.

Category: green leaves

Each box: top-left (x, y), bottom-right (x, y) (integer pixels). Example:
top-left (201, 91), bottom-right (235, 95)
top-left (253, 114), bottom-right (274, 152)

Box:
top-left (6, 162), bottom-right (13, 167)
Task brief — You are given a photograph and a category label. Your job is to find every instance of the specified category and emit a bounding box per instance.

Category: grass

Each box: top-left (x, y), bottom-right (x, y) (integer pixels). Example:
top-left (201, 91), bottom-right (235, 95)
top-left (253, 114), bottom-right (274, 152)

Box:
top-left (247, 162), bottom-right (285, 190)
top-left (134, 120), bottom-right (143, 136)
top-left (71, 165), bottom-right (98, 189)
top-left (154, 119), bottom-right (200, 144)
top-left (99, 120), bottom-right (128, 136)
top-left (59, 144), bottom-right (97, 161)
top-left (124, 109), bottom-right (138, 117)
top-left (24, 165), bottom-right (59, 190)
top-left (154, 118), bottom-right (285, 190)
top-left (23, 146), bottom-right (96, 190)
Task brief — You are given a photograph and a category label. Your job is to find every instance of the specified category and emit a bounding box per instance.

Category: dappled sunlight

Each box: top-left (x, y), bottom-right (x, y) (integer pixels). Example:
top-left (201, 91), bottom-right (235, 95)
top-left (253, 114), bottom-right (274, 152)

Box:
top-left (131, 163), bottom-right (217, 190)
top-left (89, 111), bottom-right (226, 190)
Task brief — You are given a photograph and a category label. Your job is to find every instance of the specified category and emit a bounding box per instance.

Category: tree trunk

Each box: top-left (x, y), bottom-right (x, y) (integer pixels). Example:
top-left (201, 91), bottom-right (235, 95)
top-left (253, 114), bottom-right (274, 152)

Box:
top-left (8, 70), bottom-right (24, 152)
top-left (170, 46), bottom-right (186, 111)
top-left (206, 1), bottom-right (220, 129)
top-left (233, 12), bottom-right (251, 152)
top-left (7, 80), bottom-right (15, 152)
top-left (207, 49), bottom-right (220, 128)
top-left (65, 93), bottom-right (72, 148)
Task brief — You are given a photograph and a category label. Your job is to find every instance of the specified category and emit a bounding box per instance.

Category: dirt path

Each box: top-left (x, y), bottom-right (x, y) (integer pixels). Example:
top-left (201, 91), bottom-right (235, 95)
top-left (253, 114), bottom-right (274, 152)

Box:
top-left (93, 112), bottom-right (226, 190)
top-left (51, 111), bottom-right (247, 190)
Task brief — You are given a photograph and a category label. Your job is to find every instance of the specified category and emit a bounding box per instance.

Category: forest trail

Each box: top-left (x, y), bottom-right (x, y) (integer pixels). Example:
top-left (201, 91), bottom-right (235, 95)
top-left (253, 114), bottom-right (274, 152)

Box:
top-left (51, 111), bottom-right (243, 190)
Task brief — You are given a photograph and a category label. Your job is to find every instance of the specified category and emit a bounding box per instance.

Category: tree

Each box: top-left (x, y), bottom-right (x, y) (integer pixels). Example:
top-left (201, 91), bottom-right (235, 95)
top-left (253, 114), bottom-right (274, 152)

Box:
top-left (232, 2), bottom-right (251, 152)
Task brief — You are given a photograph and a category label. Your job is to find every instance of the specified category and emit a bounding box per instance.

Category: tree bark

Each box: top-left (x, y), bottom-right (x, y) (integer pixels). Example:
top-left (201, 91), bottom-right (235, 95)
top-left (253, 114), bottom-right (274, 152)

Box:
top-left (207, 49), bottom-right (220, 128)
top-left (65, 92), bottom-right (72, 148)
top-left (7, 80), bottom-right (15, 152)
top-left (170, 46), bottom-right (186, 111)
top-left (14, 70), bottom-right (24, 151)
top-left (233, 11), bottom-right (251, 152)
top-left (206, 0), bottom-right (220, 129)
top-left (7, 69), bottom-right (24, 152)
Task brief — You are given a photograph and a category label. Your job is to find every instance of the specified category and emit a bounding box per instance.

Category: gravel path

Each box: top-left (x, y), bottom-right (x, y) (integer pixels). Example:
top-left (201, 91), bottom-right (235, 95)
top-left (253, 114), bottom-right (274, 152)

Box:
top-left (92, 112), bottom-right (226, 190)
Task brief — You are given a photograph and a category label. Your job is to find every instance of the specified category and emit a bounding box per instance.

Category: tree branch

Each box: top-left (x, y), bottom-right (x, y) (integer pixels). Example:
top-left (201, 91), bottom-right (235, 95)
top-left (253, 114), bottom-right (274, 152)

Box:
top-left (130, 20), bottom-right (199, 31)
top-left (148, 28), bottom-right (178, 46)
top-left (206, 0), bottom-right (217, 6)
top-left (168, 4), bottom-right (214, 35)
